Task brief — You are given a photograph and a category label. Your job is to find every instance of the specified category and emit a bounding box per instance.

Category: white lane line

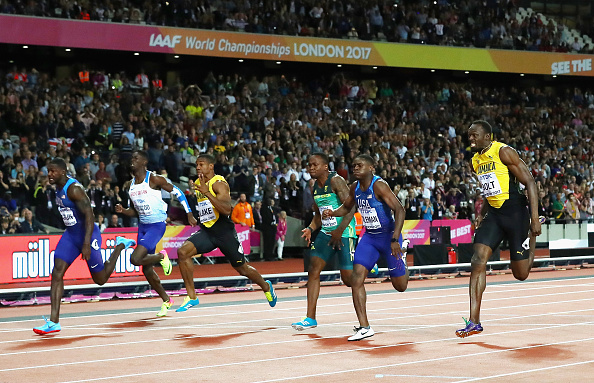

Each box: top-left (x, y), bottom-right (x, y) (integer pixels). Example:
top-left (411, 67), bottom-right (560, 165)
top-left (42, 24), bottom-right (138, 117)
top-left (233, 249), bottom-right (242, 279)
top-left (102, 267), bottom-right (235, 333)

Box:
top-left (252, 337), bottom-right (594, 383)
top-left (3, 281), bottom-right (593, 335)
top-left (452, 359), bottom-right (594, 382)
top-left (51, 326), bottom-right (594, 383)
top-left (1, 276), bottom-right (592, 325)
top-left (375, 374), bottom-right (475, 379)
top-left (0, 293), bottom-right (592, 356)
top-left (2, 311), bottom-right (593, 376)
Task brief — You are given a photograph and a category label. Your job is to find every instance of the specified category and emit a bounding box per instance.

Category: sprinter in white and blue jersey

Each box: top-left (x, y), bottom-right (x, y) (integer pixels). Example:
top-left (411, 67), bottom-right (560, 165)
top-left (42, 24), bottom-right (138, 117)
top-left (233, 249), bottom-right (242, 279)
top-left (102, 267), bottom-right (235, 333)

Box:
top-left (116, 151), bottom-right (197, 317)
top-left (323, 154), bottom-right (409, 341)
top-left (34, 158), bottom-right (136, 335)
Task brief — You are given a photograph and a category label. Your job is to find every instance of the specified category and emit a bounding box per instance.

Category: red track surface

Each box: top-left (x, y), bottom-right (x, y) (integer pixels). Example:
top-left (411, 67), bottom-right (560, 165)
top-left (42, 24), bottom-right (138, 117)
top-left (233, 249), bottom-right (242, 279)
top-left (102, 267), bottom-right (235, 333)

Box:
top-left (1, 264), bottom-right (593, 383)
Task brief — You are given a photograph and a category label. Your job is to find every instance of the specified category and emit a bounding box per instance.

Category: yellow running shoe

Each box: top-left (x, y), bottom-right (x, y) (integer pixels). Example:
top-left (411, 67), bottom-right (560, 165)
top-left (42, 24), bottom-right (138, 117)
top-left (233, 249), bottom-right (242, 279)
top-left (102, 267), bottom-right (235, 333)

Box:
top-left (159, 250), bottom-right (172, 276)
top-left (156, 298), bottom-right (174, 317)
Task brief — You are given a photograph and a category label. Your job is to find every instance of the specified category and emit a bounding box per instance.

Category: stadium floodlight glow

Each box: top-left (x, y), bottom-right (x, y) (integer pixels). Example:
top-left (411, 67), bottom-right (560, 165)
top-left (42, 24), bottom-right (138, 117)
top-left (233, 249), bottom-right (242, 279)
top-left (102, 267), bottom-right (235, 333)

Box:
top-left (9, 60), bottom-right (14, 64)
top-left (65, 48), bottom-right (71, 52)
top-left (238, 59), bottom-right (244, 62)
top-left (553, 75), bottom-right (557, 78)
top-left (23, 45), bottom-right (28, 49)
top-left (134, 52), bottom-right (140, 56)
top-left (337, 64), bottom-right (342, 67)
top-left (431, 69), bottom-right (435, 72)
top-left (520, 73), bottom-right (524, 76)
top-left (174, 55), bottom-right (179, 59)
top-left (372, 66), bottom-right (377, 69)
top-left (464, 71), bottom-right (470, 74)
top-left (276, 61), bottom-right (281, 64)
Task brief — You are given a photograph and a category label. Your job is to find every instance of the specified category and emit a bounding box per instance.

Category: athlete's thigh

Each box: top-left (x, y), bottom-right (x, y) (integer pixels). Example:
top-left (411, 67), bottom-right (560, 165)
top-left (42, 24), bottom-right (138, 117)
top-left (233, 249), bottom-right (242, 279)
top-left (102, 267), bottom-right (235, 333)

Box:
top-left (502, 205), bottom-right (531, 261)
top-left (137, 222), bottom-right (167, 254)
top-left (474, 212), bottom-right (506, 251)
top-left (213, 231), bottom-right (247, 267)
top-left (337, 236), bottom-right (356, 270)
top-left (86, 226), bottom-right (104, 272)
top-left (186, 229), bottom-right (217, 255)
top-left (311, 231), bottom-right (335, 264)
top-left (54, 230), bottom-right (82, 266)
top-left (353, 233), bottom-right (380, 271)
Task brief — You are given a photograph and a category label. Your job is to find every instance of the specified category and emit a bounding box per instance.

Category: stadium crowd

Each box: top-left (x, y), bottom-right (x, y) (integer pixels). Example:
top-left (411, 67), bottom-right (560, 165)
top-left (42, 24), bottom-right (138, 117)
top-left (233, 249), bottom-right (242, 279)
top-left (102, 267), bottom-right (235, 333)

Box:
top-left (1, 62), bottom-right (594, 239)
top-left (1, 0), bottom-right (592, 53)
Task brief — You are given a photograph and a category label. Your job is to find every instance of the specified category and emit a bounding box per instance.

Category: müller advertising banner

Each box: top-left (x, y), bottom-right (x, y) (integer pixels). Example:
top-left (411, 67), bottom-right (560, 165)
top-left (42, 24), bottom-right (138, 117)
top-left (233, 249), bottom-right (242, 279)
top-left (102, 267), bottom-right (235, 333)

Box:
top-left (1, 15), bottom-right (593, 76)
top-left (1, 232), bottom-right (142, 284)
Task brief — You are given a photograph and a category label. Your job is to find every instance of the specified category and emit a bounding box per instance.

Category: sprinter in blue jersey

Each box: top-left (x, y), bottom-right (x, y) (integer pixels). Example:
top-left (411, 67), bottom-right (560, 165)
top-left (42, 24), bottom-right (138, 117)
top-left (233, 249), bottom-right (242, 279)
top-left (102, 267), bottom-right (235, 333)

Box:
top-left (34, 158), bottom-right (136, 335)
top-left (116, 151), bottom-right (198, 317)
top-left (323, 154), bottom-right (409, 341)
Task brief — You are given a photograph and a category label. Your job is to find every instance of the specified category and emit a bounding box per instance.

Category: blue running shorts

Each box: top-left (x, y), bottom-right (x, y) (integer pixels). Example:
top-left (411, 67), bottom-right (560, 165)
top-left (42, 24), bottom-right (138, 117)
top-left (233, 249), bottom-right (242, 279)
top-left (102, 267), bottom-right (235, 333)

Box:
top-left (354, 232), bottom-right (406, 277)
top-left (54, 224), bottom-right (104, 272)
top-left (137, 222), bottom-right (167, 253)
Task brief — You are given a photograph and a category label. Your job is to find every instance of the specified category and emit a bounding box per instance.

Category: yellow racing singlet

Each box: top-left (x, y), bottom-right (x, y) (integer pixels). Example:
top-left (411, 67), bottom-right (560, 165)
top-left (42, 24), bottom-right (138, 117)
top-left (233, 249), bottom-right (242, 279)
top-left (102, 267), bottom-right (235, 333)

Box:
top-left (194, 175), bottom-right (228, 228)
top-left (472, 141), bottom-right (524, 209)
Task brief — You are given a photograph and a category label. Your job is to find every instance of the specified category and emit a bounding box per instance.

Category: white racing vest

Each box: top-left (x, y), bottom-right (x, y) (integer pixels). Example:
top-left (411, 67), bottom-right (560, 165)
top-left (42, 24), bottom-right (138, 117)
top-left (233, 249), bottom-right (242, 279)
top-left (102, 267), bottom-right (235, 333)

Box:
top-left (129, 170), bottom-right (168, 224)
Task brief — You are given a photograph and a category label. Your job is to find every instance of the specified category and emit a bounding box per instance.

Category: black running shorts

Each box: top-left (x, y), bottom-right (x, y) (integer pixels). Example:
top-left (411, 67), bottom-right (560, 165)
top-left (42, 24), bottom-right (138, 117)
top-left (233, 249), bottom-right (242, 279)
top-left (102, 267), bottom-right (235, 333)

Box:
top-left (187, 229), bottom-right (247, 267)
top-left (474, 203), bottom-right (531, 261)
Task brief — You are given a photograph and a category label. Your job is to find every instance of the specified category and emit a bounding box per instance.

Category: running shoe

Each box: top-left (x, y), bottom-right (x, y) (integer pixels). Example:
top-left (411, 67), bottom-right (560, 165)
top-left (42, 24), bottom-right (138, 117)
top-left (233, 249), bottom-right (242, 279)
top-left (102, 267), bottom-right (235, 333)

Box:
top-left (348, 326), bottom-right (375, 341)
top-left (175, 296), bottom-right (200, 312)
top-left (156, 298), bottom-right (174, 317)
top-left (33, 316), bottom-right (61, 335)
top-left (291, 317), bottom-right (318, 331)
top-left (116, 236), bottom-right (136, 249)
top-left (159, 250), bottom-right (172, 276)
top-left (369, 264), bottom-right (379, 277)
top-left (264, 280), bottom-right (277, 307)
top-left (455, 317), bottom-right (484, 338)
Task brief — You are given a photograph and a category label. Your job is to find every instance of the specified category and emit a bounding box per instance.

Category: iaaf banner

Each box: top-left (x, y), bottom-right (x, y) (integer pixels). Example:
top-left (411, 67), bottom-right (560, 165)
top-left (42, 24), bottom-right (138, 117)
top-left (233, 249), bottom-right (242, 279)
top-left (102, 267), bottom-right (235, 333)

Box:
top-left (432, 219), bottom-right (473, 245)
top-left (157, 224), bottom-right (251, 260)
top-left (1, 232), bottom-right (142, 284)
top-left (0, 15), bottom-right (593, 76)
top-left (402, 220), bottom-right (431, 247)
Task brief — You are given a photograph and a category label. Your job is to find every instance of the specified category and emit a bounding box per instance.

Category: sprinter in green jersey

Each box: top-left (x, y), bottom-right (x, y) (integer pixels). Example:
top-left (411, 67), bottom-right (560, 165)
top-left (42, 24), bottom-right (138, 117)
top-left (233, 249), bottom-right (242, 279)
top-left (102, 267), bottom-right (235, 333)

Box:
top-left (292, 153), bottom-right (357, 331)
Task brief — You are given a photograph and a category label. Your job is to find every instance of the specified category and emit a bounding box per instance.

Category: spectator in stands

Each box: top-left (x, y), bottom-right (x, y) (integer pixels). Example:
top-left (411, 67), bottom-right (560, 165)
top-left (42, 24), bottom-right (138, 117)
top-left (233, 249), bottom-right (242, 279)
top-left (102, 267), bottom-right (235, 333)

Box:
top-left (261, 198), bottom-right (278, 262)
top-left (108, 213), bottom-right (122, 228)
top-left (253, 200), bottom-right (263, 231)
top-left (421, 198), bottom-right (434, 221)
top-left (19, 208), bottom-right (46, 233)
top-left (275, 210), bottom-right (287, 260)
top-left (231, 193), bottom-right (255, 229)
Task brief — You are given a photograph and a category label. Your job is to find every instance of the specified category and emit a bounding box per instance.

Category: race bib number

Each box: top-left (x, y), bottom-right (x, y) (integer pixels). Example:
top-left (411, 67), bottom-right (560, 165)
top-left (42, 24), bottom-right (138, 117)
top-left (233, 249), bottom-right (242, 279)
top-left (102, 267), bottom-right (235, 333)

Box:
top-left (319, 205), bottom-right (337, 228)
top-left (58, 206), bottom-right (77, 226)
top-left (360, 208), bottom-right (382, 230)
top-left (478, 172), bottom-right (503, 197)
top-left (134, 201), bottom-right (153, 216)
top-left (197, 200), bottom-right (216, 223)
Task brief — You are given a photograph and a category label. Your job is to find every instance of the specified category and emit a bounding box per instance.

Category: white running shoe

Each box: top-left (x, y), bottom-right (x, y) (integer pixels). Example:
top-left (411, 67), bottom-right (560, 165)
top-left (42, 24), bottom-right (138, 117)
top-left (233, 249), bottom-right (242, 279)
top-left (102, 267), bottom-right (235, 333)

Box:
top-left (401, 239), bottom-right (410, 269)
top-left (348, 326), bottom-right (375, 341)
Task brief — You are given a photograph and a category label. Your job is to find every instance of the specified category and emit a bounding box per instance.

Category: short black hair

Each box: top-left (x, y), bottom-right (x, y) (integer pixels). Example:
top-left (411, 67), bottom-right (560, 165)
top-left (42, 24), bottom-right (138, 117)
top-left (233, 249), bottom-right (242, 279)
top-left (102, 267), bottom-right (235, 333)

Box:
top-left (133, 150), bottom-right (148, 161)
top-left (311, 152), bottom-right (329, 164)
top-left (471, 120), bottom-right (492, 135)
top-left (355, 154), bottom-right (375, 167)
top-left (49, 157), bottom-right (67, 170)
top-left (198, 154), bottom-right (216, 164)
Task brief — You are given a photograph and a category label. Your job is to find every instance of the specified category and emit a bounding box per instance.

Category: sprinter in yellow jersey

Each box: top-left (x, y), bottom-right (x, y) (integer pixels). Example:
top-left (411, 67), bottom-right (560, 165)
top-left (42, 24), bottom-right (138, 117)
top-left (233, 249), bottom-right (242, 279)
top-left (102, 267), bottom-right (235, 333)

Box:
top-left (176, 154), bottom-right (277, 312)
top-left (456, 120), bottom-right (541, 338)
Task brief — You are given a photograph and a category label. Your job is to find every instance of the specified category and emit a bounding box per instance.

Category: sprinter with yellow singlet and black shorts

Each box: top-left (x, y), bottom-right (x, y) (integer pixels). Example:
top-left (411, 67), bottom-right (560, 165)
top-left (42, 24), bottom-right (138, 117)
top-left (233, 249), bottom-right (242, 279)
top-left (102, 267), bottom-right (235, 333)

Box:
top-left (176, 154), bottom-right (277, 312)
top-left (456, 120), bottom-right (541, 338)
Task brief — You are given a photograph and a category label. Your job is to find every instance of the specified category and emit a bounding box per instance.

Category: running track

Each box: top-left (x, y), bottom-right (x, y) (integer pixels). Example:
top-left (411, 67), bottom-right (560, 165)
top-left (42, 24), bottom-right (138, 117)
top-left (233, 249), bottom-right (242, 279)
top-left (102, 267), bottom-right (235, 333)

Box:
top-left (1, 268), bottom-right (593, 383)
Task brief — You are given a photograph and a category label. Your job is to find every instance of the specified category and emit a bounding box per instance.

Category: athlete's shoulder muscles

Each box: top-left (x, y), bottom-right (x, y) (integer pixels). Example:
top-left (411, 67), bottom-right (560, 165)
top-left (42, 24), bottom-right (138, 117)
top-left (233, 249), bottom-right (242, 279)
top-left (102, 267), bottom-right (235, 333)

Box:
top-left (69, 183), bottom-right (93, 216)
top-left (499, 145), bottom-right (533, 185)
top-left (150, 172), bottom-right (172, 191)
top-left (330, 174), bottom-right (350, 203)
